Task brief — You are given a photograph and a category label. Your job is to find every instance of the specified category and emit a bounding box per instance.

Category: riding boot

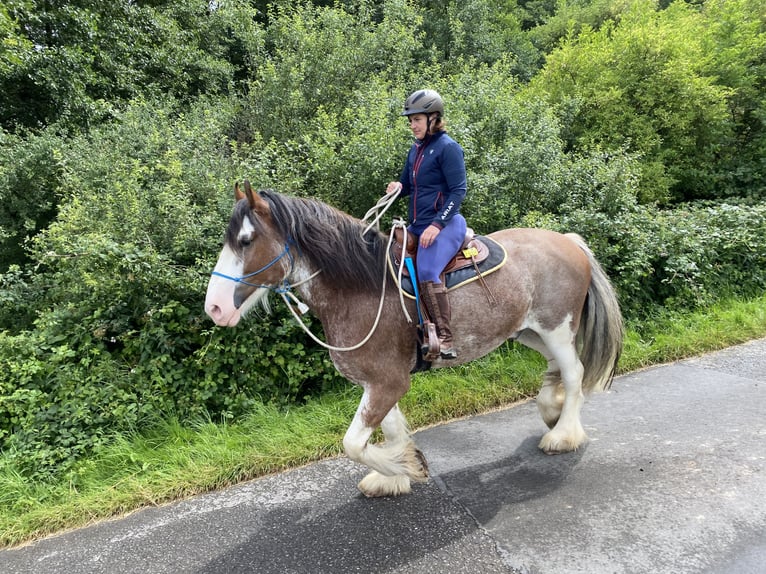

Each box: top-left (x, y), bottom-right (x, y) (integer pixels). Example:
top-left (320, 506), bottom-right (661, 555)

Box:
top-left (420, 281), bottom-right (458, 359)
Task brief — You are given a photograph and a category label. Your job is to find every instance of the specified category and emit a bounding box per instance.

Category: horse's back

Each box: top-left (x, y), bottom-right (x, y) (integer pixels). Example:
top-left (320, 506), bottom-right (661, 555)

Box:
top-left (489, 228), bottom-right (590, 280)
top-left (490, 227), bottom-right (586, 253)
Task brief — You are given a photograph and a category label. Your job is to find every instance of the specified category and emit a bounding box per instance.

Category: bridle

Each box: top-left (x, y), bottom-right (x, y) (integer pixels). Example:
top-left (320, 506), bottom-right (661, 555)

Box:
top-left (211, 239), bottom-right (296, 292)
top-left (209, 190), bottom-right (412, 351)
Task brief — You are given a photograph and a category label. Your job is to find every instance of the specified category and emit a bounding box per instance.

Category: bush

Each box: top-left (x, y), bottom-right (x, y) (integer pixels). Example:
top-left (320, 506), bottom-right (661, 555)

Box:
top-left (552, 201), bottom-right (766, 319)
top-left (1, 0), bottom-right (765, 484)
top-left (0, 328), bottom-right (138, 479)
top-left (530, 0), bottom-right (740, 203)
top-left (0, 97), bottom-right (344, 478)
top-left (0, 128), bottom-right (67, 272)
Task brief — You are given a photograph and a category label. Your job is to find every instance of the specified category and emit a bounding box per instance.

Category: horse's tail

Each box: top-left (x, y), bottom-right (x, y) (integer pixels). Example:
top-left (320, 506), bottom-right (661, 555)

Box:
top-left (566, 233), bottom-right (624, 392)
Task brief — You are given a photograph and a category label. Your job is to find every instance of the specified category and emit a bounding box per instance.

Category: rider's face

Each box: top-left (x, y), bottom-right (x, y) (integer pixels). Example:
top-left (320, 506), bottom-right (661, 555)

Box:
top-left (407, 114), bottom-right (428, 139)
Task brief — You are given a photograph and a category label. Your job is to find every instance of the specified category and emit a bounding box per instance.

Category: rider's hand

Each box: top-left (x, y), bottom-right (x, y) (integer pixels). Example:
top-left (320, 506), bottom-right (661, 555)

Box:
top-left (386, 182), bottom-right (402, 195)
top-left (420, 224), bottom-right (441, 249)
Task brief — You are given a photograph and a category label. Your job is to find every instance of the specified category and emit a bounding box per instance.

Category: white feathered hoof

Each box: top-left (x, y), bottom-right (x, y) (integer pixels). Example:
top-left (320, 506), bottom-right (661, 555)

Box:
top-left (358, 471), bottom-right (412, 497)
top-left (539, 428), bottom-right (587, 454)
top-left (407, 446), bottom-right (430, 482)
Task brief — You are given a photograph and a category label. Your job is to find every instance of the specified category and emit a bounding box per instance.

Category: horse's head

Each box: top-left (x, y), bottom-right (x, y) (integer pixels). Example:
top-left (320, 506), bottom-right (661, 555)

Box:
top-left (204, 181), bottom-right (290, 327)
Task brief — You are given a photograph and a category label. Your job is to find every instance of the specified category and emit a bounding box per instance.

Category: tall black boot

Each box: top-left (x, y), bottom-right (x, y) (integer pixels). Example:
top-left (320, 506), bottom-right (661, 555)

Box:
top-left (419, 281), bottom-right (457, 359)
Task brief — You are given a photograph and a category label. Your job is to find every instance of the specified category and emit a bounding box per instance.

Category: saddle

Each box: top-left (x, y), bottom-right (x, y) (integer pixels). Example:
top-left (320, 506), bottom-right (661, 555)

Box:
top-left (390, 227), bottom-right (491, 280)
top-left (389, 226), bottom-right (507, 298)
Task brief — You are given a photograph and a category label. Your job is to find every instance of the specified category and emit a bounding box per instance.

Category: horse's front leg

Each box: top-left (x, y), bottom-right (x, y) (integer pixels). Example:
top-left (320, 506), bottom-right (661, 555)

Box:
top-left (343, 391), bottom-right (429, 497)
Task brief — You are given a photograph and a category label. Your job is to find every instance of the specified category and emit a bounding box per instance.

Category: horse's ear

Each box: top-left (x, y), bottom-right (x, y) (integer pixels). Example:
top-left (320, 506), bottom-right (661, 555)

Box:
top-left (234, 180), bottom-right (269, 215)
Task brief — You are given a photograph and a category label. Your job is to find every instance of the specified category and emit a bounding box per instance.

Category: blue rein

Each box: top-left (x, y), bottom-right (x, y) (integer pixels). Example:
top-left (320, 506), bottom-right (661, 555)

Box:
top-left (211, 240), bottom-right (295, 293)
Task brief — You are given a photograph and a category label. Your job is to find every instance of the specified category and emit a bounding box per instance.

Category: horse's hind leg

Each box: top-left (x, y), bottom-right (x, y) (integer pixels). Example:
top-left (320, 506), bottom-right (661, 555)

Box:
top-left (538, 370), bottom-right (566, 430)
top-left (343, 391), bottom-right (429, 497)
top-left (520, 327), bottom-right (588, 454)
top-left (517, 330), bottom-right (566, 430)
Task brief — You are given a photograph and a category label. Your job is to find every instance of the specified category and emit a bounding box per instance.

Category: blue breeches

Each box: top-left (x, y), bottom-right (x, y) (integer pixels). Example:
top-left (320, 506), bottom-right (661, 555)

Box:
top-left (412, 214), bottom-right (467, 283)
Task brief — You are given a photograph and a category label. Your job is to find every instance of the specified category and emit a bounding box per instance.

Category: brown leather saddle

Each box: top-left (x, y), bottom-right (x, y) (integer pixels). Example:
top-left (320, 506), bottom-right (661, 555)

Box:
top-left (390, 227), bottom-right (491, 280)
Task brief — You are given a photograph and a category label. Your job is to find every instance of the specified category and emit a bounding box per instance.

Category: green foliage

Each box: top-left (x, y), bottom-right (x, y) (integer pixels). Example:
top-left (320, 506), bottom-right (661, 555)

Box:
top-left (418, 0), bottom-right (542, 79)
top-left (0, 0), bottom-right (764, 487)
top-left (452, 71), bottom-right (570, 231)
top-left (701, 0), bottom-right (766, 199)
top-left (0, 128), bottom-right (67, 271)
top-left (0, 4), bottom-right (33, 76)
top-left (526, 0), bottom-right (634, 51)
top-left (552, 201), bottom-right (766, 318)
top-left (0, 328), bottom-right (137, 479)
top-left (532, 0), bottom-right (735, 203)
top-left (0, 97), bottom-right (343, 478)
top-left (238, 0), bottom-right (420, 143)
top-left (0, 0), bottom-right (262, 130)
top-left (297, 78), bottom-right (412, 215)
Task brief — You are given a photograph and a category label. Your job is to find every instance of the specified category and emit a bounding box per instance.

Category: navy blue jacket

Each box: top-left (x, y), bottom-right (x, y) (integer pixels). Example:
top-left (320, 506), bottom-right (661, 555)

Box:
top-left (398, 131), bottom-right (467, 235)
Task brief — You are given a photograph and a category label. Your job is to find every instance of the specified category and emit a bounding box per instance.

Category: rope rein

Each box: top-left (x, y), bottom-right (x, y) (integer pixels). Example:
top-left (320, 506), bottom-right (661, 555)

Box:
top-left (277, 189), bottom-right (413, 352)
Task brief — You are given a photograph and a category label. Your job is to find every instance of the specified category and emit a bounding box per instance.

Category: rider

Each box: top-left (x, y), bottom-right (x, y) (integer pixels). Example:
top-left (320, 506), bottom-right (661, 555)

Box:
top-left (386, 89), bottom-right (468, 359)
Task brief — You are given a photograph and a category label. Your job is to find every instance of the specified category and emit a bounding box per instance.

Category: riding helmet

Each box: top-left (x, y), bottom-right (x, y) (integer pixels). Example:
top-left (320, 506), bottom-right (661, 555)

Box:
top-left (401, 89), bottom-right (444, 116)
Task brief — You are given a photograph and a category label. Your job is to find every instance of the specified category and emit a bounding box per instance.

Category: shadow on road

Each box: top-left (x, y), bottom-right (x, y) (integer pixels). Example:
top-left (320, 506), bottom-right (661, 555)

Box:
top-left (436, 436), bottom-right (587, 524)
top-left (195, 477), bottom-right (478, 574)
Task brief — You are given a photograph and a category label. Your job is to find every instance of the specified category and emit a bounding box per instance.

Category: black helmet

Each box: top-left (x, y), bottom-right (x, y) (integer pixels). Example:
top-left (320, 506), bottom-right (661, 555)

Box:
top-left (401, 89), bottom-right (444, 116)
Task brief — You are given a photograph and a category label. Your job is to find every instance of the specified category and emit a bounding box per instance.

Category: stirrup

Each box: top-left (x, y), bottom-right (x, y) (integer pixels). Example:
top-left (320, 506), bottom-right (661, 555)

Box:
top-left (421, 322), bottom-right (440, 362)
top-left (439, 342), bottom-right (458, 360)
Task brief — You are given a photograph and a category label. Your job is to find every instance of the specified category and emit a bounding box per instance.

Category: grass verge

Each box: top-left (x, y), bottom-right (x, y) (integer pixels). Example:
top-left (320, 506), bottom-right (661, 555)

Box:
top-left (1, 294), bottom-right (765, 547)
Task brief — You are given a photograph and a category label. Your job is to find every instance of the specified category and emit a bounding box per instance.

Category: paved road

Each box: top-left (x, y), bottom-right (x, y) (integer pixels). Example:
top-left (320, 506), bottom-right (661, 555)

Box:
top-left (2, 339), bottom-right (765, 573)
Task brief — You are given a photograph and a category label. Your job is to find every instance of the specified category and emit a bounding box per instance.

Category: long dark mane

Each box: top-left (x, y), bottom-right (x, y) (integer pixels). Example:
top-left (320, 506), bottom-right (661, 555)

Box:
top-left (229, 190), bottom-right (388, 292)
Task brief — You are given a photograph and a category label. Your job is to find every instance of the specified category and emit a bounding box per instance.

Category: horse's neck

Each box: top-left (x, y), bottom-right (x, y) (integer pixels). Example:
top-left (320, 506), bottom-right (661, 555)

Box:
top-left (294, 271), bottom-right (348, 317)
top-left (291, 265), bottom-right (395, 333)
top-left (290, 265), bottom-right (334, 316)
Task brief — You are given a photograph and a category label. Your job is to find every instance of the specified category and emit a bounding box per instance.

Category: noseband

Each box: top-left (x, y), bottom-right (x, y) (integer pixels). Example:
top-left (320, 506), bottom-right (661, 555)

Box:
top-left (211, 239), bottom-right (295, 293)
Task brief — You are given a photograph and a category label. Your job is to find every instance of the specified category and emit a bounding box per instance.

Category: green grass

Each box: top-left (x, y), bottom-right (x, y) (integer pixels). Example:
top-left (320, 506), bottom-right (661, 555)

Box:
top-left (1, 294), bottom-right (765, 547)
top-left (618, 295), bottom-right (766, 371)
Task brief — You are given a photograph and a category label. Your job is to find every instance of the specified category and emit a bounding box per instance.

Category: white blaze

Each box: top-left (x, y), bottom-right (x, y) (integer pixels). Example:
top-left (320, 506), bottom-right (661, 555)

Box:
top-left (204, 244), bottom-right (243, 326)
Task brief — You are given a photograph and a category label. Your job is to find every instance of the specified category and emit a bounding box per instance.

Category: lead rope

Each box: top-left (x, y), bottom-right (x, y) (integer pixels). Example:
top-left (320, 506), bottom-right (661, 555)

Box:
top-left (361, 187), bottom-right (414, 324)
top-left (361, 186), bottom-right (401, 235)
top-left (281, 188), bottom-right (413, 351)
top-left (362, 188), bottom-right (412, 325)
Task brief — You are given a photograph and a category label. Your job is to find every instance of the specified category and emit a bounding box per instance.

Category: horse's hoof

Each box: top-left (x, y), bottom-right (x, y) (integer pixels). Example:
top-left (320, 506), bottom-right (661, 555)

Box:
top-left (413, 447), bottom-right (430, 479)
top-left (539, 430), bottom-right (587, 454)
top-left (358, 471), bottom-right (411, 497)
top-left (401, 446), bottom-right (429, 482)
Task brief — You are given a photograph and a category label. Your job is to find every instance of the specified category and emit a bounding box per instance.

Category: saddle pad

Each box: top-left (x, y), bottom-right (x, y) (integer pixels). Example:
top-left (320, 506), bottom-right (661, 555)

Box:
top-left (389, 235), bottom-right (507, 298)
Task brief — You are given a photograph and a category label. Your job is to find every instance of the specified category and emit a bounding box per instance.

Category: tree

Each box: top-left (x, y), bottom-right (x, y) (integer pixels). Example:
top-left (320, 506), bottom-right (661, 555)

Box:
top-left (530, 0), bottom-right (734, 203)
top-left (0, 3), bottom-right (33, 75)
top-left (702, 0), bottom-right (766, 199)
top-left (417, 0), bottom-right (542, 79)
top-left (0, 0), bottom-right (261, 131)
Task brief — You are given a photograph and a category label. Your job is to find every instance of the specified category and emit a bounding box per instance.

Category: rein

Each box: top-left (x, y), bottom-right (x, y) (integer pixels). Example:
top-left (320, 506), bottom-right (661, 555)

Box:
top-left (213, 190), bottom-right (412, 352)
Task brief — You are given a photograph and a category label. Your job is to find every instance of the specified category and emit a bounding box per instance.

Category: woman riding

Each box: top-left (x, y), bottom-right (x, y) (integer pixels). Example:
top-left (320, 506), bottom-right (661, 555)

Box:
top-left (386, 89), bottom-right (468, 359)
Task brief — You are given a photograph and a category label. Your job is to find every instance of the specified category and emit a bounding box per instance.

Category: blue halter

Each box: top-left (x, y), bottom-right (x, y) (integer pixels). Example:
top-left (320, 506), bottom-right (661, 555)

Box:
top-left (211, 239), bottom-right (295, 294)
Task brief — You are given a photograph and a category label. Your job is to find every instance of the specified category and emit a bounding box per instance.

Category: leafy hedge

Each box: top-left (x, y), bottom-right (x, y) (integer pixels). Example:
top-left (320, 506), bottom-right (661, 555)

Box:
top-left (1, 0), bottom-right (765, 480)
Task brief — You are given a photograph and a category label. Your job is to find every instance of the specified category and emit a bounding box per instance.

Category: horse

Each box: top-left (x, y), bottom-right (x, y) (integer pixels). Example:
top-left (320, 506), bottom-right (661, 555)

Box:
top-left (204, 182), bottom-right (623, 498)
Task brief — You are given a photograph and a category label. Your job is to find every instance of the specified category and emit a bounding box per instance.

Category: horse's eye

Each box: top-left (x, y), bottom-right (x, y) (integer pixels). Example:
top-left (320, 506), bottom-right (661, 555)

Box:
top-left (240, 237), bottom-right (252, 248)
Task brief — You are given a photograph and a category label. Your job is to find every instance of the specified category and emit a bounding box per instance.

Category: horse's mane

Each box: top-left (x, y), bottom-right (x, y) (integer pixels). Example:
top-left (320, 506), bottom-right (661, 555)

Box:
top-left (228, 190), bottom-right (388, 293)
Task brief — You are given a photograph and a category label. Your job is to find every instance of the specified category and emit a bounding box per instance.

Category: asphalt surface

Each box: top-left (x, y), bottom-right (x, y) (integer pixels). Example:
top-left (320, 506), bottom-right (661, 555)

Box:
top-left (2, 338), bottom-right (765, 574)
